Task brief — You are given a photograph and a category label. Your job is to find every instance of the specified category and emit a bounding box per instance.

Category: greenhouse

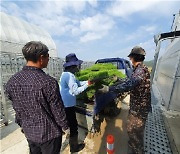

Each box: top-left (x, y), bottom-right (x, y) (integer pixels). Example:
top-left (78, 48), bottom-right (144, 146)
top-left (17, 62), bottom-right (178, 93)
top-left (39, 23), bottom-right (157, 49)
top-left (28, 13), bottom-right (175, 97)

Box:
top-left (0, 12), bottom-right (57, 57)
top-left (0, 12), bottom-right (94, 125)
top-left (0, 12), bottom-right (62, 124)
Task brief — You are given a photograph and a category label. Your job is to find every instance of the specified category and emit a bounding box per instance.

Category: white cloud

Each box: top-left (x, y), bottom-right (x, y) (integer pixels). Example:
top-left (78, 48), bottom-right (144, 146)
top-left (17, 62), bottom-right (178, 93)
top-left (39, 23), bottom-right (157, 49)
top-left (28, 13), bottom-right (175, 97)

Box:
top-left (107, 0), bottom-right (159, 17)
top-left (1, 0), bottom-right (177, 61)
top-left (80, 31), bottom-right (106, 42)
top-left (80, 14), bottom-right (114, 32)
top-left (25, 12), bottom-right (73, 36)
top-left (38, 0), bottom-right (98, 14)
top-left (71, 13), bottom-right (115, 42)
top-left (72, 27), bottom-right (81, 36)
top-left (145, 26), bottom-right (157, 33)
top-left (87, 0), bottom-right (98, 7)
top-left (107, 0), bottom-right (180, 18)
top-left (34, 0), bottom-right (95, 14)
top-left (1, 2), bottom-right (25, 18)
top-left (63, 1), bottom-right (86, 13)
top-left (1, 1), bottom-right (111, 43)
top-left (79, 14), bottom-right (114, 42)
top-left (125, 25), bottom-right (157, 41)
top-left (1, 0), bottom-right (98, 37)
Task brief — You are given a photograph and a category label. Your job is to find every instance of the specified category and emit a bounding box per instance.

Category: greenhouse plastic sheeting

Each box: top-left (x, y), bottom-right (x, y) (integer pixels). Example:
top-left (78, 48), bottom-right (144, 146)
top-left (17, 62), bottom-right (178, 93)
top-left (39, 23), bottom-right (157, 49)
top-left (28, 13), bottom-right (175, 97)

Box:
top-left (0, 12), bottom-right (57, 57)
top-left (154, 38), bottom-right (180, 112)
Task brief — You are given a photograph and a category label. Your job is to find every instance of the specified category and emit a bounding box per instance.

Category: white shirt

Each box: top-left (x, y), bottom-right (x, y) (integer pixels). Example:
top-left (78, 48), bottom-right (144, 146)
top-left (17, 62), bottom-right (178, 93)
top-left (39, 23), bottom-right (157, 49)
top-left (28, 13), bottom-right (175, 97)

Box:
top-left (59, 72), bottom-right (88, 107)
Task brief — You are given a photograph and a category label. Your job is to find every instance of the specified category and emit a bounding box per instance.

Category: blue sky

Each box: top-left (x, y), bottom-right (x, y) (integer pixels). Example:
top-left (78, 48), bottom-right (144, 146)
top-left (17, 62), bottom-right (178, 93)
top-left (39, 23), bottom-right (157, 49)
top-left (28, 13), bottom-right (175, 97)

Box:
top-left (1, 0), bottom-right (180, 61)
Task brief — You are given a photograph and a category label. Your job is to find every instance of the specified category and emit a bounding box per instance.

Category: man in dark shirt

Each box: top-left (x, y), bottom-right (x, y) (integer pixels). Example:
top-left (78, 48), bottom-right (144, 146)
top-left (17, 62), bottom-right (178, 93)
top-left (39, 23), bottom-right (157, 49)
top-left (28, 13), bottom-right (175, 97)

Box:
top-left (5, 41), bottom-right (69, 154)
top-left (112, 46), bottom-right (151, 154)
top-left (100, 46), bottom-right (151, 154)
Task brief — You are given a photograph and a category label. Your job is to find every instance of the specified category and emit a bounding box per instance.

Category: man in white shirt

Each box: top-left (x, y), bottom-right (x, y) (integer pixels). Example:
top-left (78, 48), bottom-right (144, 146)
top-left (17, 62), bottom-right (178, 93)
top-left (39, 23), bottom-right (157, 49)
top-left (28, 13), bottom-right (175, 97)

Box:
top-left (60, 53), bottom-right (91, 153)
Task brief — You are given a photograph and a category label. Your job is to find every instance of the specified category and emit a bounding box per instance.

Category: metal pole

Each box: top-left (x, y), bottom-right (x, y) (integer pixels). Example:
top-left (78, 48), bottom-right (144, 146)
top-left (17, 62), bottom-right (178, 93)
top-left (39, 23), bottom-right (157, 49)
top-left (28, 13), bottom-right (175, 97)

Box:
top-left (150, 39), bottom-right (162, 84)
top-left (0, 53), bottom-right (8, 125)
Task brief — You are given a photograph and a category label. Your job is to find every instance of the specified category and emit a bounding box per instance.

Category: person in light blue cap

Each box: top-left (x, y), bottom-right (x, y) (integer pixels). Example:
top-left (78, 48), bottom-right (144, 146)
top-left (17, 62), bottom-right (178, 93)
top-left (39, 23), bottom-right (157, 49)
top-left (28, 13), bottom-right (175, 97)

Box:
top-left (59, 53), bottom-right (92, 153)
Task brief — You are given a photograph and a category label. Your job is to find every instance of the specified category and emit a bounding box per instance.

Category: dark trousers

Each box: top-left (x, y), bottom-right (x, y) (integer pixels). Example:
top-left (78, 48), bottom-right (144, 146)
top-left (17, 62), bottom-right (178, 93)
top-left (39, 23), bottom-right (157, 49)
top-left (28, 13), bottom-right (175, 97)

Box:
top-left (27, 137), bottom-right (62, 154)
top-left (127, 113), bottom-right (147, 154)
top-left (65, 107), bottom-right (78, 137)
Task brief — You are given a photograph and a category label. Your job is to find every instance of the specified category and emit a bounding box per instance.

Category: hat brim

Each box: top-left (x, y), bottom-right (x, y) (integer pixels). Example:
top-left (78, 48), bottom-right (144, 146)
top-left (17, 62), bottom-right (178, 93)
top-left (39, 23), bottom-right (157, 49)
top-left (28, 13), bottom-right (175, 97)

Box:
top-left (63, 60), bottom-right (83, 68)
top-left (127, 53), bottom-right (132, 57)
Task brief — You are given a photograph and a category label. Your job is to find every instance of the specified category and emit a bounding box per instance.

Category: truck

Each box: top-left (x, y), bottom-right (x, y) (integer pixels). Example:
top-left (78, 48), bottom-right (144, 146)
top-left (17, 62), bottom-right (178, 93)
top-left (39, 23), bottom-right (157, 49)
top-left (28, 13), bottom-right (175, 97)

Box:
top-left (1, 11), bottom-right (180, 154)
top-left (95, 58), bottom-right (133, 78)
top-left (75, 58), bottom-right (132, 133)
top-left (76, 12), bottom-right (180, 153)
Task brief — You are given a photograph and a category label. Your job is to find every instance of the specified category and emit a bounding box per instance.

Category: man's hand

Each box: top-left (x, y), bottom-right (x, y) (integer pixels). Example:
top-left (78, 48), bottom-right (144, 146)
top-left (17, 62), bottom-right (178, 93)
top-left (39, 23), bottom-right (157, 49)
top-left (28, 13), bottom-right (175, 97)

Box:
top-left (63, 128), bottom-right (70, 138)
top-left (112, 76), bottom-right (118, 82)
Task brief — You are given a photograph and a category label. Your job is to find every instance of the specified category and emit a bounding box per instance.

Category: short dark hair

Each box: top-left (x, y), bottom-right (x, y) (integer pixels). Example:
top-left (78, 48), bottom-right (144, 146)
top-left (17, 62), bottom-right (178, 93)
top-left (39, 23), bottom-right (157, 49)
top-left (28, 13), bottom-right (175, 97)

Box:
top-left (22, 41), bottom-right (49, 62)
top-left (129, 53), bottom-right (145, 62)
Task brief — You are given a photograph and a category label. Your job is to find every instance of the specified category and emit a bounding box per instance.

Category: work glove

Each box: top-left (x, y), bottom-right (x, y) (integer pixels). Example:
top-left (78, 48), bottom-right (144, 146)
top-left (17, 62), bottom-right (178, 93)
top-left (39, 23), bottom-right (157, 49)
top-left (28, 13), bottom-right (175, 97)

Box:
top-left (98, 85), bottom-right (109, 93)
top-left (63, 128), bottom-right (70, 138)
top-left (112, 76), bottom-right (118, 82)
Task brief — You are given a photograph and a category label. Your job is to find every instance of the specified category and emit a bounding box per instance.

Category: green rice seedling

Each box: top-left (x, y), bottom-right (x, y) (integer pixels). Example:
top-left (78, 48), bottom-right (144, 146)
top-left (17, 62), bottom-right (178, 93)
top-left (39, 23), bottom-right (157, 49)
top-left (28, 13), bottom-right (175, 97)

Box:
top-left (76, 63), bottom-right (126, 100)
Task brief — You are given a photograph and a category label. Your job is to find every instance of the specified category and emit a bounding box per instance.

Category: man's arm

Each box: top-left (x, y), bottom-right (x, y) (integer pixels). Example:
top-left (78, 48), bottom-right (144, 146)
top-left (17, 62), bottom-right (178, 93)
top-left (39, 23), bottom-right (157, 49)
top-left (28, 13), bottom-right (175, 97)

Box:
top-left (15, 113), bottom-right (22, 127)
top-left (110, 67), bottom-right (145, 93)
top-left (5, 81), bottom-right (11, 100)
top-left (43, 79), bottom-right (69, 131)
top-left (5, 81), bottom-right (23, 127)
top-left (76, 80), bottom-right (88, 86)
top-left (68, 74), bottom-right (88, 96)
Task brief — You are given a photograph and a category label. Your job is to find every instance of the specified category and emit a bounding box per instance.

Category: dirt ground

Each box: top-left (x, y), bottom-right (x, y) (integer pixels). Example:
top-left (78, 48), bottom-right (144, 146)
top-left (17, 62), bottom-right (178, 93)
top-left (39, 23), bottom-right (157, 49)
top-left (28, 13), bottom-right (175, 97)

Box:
top-left (0, 96), bottom-right (130, 154)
